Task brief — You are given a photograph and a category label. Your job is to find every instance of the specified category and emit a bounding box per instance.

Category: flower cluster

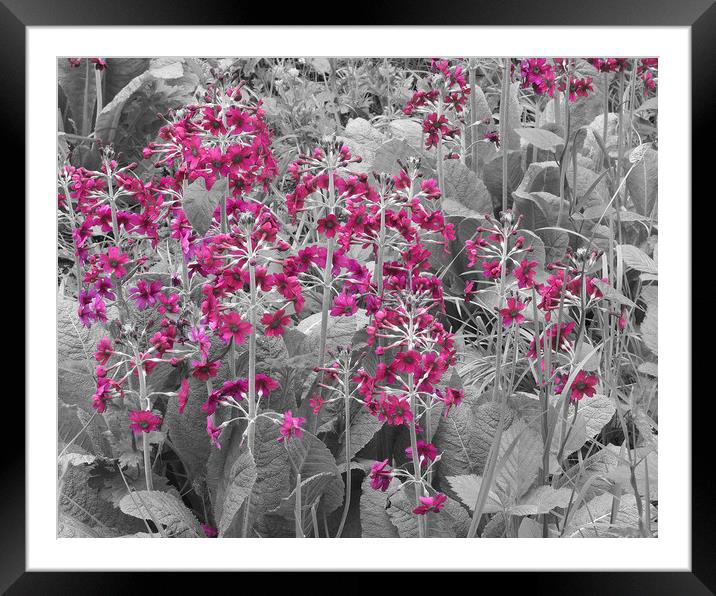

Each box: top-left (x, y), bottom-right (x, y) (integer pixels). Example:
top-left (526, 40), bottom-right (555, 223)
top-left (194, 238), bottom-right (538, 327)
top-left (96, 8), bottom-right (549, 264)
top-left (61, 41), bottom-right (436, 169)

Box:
top-left (403, 59), bottom-right (470, 151)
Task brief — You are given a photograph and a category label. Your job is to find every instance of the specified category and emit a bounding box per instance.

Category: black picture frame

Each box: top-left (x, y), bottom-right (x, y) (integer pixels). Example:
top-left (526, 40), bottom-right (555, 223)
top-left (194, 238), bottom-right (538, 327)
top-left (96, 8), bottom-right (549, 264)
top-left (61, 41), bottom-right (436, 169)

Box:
top-left (10, 0), bottom-right (707, 591)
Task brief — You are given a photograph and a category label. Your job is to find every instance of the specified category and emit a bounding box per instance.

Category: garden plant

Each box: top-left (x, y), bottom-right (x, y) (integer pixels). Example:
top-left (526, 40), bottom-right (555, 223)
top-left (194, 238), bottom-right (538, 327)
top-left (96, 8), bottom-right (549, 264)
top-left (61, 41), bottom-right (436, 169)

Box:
top-left (56, 56), bottom-right (659, 538)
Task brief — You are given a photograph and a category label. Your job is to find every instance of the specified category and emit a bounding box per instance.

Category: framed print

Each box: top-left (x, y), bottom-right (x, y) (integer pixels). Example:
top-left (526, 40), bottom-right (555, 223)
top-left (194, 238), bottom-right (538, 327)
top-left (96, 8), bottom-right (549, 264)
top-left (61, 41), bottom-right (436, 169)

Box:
top-left (10, 0), bottom-right (708, 590)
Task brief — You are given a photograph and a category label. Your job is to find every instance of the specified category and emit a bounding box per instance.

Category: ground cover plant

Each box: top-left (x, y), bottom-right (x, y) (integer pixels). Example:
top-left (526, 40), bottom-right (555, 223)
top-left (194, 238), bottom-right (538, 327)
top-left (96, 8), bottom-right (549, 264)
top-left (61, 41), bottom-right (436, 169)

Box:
top-left (57, 56), bottom-right (658, 539)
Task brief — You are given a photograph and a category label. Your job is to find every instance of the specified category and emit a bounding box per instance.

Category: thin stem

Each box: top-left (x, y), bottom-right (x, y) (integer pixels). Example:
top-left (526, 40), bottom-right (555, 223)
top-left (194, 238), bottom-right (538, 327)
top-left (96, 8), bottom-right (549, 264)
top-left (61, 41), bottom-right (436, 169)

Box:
top-left (335, 364), bottom-right (352, 538)
top-left (295, 473), bottom-right (304, 538)
top-left (499, 58), bottom-right (511, 212)
top-left (241, 235), bottom-right (258, 538)
top-left (94, 67), bottom-right (103, 130)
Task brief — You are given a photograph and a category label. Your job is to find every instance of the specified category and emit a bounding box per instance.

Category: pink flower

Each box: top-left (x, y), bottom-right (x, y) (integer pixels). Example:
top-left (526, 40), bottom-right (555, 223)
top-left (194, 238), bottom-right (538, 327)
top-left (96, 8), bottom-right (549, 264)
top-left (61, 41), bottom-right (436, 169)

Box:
top-left (99, 246), bottom-right (129, 278)
top-left (261, 308), bottom-right (291, 337)
top-left (513, 258), bottom-right (538, 289)
top-left (369, 459), bottom-right (393, 491)
top-left (413, 493), bottom-right (447, 515)
top-left (191, 359), bottom-right (221, 381)
top-left (200, 523), bottom-right (218, 537)
top-left (329, 292), bottom-right (358, 317)
top-left (128, 410), bottom-right (162, 434)
top-left (207, 417), bottom-right (222, 449)
top-left (94, 337), bottom-right (113, 365)
top-left (568, 370), bottom-right (599, 401)
top-left (129, 279), bottom-right (163, 310)
top-left (309, 394), bottom-right (325, 414)
top-left (405, 440), bottom-right (438, 467)
top-left (218, 312), bottom-right (253, 345)
top-left (317, 214), bottom-right (339, 238)
top-left (255, 374), bottom-right (280, 397)
top-left (392, 350), bottom-right (422, 375)
top-left (499, 297), bottom-right (526, 327)
top-left (440, 386), bottom-right (464, 417)
top-left (177, 378), bottom-right (190, 414)
top-left (277, 410), bottom-right (305, 443)
top-left (481, 259), bottom-right (502, 279)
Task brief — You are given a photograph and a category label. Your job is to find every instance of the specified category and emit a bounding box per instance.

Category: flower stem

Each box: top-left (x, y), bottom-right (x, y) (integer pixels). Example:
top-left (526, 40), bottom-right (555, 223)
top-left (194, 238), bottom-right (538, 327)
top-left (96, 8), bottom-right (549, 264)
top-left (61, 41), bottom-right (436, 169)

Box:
top-left (335, 364), bottom-right (352, 538)
top-left (241, 236), bottom-right (258, 538)
top-left (295, 473), bottom-right (304, 538)
top-left (469, 60), bottom-right (480, 177)
top-left (134, 348), bottom-right (154, 492)
top-left (317, 167), bottom-right (337, 369)
top-left (499, 58), bottom-right (511, 212)
top-left (94, 67), bottom-right (103, 131)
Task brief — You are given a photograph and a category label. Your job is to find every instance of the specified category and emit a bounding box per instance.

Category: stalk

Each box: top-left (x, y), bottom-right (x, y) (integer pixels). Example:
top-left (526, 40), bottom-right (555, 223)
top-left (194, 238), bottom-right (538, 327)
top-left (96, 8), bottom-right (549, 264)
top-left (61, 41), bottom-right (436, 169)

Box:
top-left (335, 363), bottom-right (352, 538)
top-left (436, 95), bottom-right (445, 198)
top-left (469, 61), bottom-right (480, 176)
top-left (601, 71), bottom-right (610, 169)
top-left (61, 180), bottom-right (83, 297)
top-left (94, 67), bottom-right (103, 131)
top-left (408, 380), bottom-right (425, 538)
top-left (241, 235), bottom-right (258, 538)
top-left (317, 166), bottom-right (337, 369)
top-left (467, 233), bottom-right (508, 538)
top-left (134, 347), bottom-right (154, 491)
top-left (499, 58), bottom-right (511, 212)
top-left (295, 473), bottom-right (304, 538)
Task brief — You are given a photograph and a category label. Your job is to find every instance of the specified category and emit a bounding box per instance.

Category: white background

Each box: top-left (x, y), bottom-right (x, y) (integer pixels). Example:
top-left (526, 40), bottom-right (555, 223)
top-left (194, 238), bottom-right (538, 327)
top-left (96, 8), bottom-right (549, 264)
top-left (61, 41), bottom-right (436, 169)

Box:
top-left (28, 26), bottom-right (690, 570)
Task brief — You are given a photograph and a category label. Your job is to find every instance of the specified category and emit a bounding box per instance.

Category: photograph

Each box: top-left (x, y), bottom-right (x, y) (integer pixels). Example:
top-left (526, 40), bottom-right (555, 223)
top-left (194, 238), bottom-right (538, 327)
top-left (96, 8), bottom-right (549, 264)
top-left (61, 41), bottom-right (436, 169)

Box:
top-left (55, 55), bottom-right (660, 540)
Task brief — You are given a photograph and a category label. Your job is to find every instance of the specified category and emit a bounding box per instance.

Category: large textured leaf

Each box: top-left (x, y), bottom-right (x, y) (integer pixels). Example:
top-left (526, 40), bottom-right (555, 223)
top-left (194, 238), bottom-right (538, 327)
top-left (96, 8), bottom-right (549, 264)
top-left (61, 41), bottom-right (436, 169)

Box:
top-left (507, 485), bottom-right (573, 516)
top-left (218, 450), bottom-right (257, 536)
top-left (388, 119), bottom-right (424, 150)
top-left (59, 461), bottom-right (142, 536)
top-left (58, 58), bottom-right (150, 136)
top-left (626, 145), bottom-right (658, 216)
top-left (618, 244), bottom-right (658, 275)
top-left (119, 490), bottom-right (201, 537)
top-left (336, 403), bottom-right (384, 463)
top-left (494, 419), bottom-right (543, 502)
top-left (640, 286), bottom-right (658, 354)
top-left (514, 127), bottom-right (564, 151)
top-left (359, 474), bottom-right (400, 537)
top-left (295, 311), bottom-right (368, 356)
top-left (441, 159), bottom-right (493, 215)
top-left (94, 61), bottom-right (185, 144)
top-left (182, 177), bottom-right (226, 235)
top-left (372, 138), bottom-right (420, 176)
top-left (483, 150), bottom-right (524, 211)
top-left (446, 474), bottom-right (502, 513)
top-left (435, 399), bottom-right (516, 485)
top-left (339, 117), bottom-right (386, 173)
top-left (565, 493), bottom-right (655, 538)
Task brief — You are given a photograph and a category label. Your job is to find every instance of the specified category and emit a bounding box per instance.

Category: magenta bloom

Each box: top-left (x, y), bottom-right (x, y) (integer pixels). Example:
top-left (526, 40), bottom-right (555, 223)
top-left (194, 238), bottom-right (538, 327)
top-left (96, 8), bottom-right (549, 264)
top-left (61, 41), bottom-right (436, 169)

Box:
top-left (499, 297), bottom-right (526, 327)
top-left (129, 279), bottom-right (163, 310)
top-left (329, 292), bottom-right (358, 317)
top-left (218, 312), bottom-right (253, 345)
top-left (207, 417), bottom-right (222, 449)
top-left (481, 259), bottom-right (502, 279)
top-left (569, 370), bottom-right (599, 401)
top-left (261, 308), bottom-right (291, 337)
top-left (277, 410), bottom-right (306, 443)
top-left (255, 374), bottom-right (280, 397)
top-left (99, 246), bottom-right (129, 278)
top-left (413, 492), bottom-right (447, 515)
top-left (513, 258), bottom-right (538, 289)
top-left (405, 440), bottom-right (438, 467)
top-left (440, 386), bottom-right (464, 417)
top-left (200, 523), bottom-right (218, 538)
top-left (94, 336), bottom-right (113, 365)
top-left (317, 214), bottom-right (339, 238)
top-left (392, 350), bottom-right (422, 375)
top-left (128, 410), bottom-right (162, 434)
top-left (191, 359), bottom-right (221, 381)
top-left (369, 459), bottom-right (393, 491)
top-left (177, 378), bottom-right (190, 414)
